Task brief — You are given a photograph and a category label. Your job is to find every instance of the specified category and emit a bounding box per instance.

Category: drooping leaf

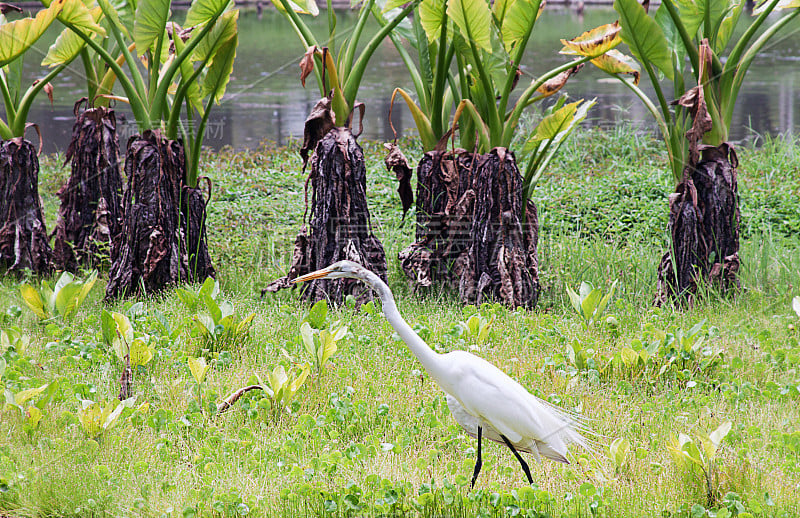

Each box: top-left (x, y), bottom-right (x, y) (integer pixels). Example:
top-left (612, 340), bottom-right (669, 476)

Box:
top-left (501, 0), bottom-right (543, 54)
top-left (383, 142), bottom-right (414, 216)
top-left (527, 101), bottom-right (579, 143)
top-left (41, 6), bottom-right (104, 67)
top-left (586, 49), bottom-right (640, 85)
top-left (535, 64), bottom-right (583, 99)
top-left (448, 0), bottom-right (493, 52)
top-left (202, 33), bottom-right (237, 103)
top-left (192, 8), bottom-right (237, 63)
top-left (390, 88), bottom-right (436, 151)
top-left (0, 0), bottom-right (63, 67)
top-left (559, 22), bottom-right (621, 58)
top-left (614, 0), bottom-right (674, 79)
top-left (19, 285), bottom-right (47, 319)
top-left (299, 45), bottom-right (316, 87)
top-left (14, 384), bottom-right (49, 407)
top-left (134, 0), bottom-right (170, 56)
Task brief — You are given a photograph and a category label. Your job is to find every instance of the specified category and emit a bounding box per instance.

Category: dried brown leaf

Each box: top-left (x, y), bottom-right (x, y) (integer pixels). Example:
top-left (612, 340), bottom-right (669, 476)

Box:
top-left (383, 143), bottom-right (413, 217)
top-left (300, 45), bottom-right (318, 88)
top-left (300, 95), bottom-right (335, 167)
top-left (536, 64), bottom-right (584, 99)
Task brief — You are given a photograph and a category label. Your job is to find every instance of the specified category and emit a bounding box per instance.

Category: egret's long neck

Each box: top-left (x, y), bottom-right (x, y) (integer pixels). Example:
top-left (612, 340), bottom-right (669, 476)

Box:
top-left (362, 272), bottom-right (448, 383)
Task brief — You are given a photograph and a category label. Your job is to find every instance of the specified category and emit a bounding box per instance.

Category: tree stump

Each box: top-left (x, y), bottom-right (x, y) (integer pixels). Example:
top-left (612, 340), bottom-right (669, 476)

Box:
top-left (53, 101), bottom-right (123, 271)
top-left (398, 149), bottom-right (478, 290)
top-left (457, 148), bottom-right (539, 309)
top-left (265, 127), bottom-right (388, 305)
top-left (0, 138), bottom-right (53, 275)
top-left (182, 180), bottom-right (215, 282)
top-left (656, 143), bottom-right (740, 306)
top-left (106, 130), bottom-right (188, 299)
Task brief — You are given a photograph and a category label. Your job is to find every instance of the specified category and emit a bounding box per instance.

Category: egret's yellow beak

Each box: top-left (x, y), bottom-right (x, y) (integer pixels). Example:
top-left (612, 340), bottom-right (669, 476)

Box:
top-left (292, 267), bottom-right (333, 283)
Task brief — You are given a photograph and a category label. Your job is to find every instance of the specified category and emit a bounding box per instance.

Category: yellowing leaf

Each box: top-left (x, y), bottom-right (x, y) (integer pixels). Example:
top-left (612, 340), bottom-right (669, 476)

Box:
top-left (14, 384), bottom-right (49, 407)
top-left (78, 400), bottom-right (102, 437)
top-left (188, 356), bottom-right (211, 385)
top-left (112, 312), bottom-right (134, 344)
top-left (528, 101), bottom-right (580, 143)
top-left (129, 338), bottom-right (154, 367)
top-left (560, 22), bottom-right (621, 58)
top-left (585, 49), bottom-right (640, 85)
top-left (20, 285), bottom-right (48, 319)
top-left (0, 0), bottom-right (61, 67)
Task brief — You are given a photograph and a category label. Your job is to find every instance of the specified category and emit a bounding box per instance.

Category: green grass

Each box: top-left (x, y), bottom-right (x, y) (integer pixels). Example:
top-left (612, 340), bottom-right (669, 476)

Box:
top-left (1, 127), bottom-right (799, 517)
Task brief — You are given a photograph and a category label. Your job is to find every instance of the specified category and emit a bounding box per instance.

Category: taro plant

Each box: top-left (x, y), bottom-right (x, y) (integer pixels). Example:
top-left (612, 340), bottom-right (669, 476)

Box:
top-left (667, 421), bottom-right (733, 506)
top-left (101, 309), bottom-right (155, 399)
top-left (19, 270), bottom-right (98, 322)
top-left (2, 382), bottom-right (55, 435)
top-left (48, 0), bottom-right (240, 295)
top-left (300, 321), bottom-right (347, 374)
top-left (1, 0), bottom-right (104, 275)
top-left (179, 278), bottom-right (255, 353)
top-left (575, 0), bottom-right (800, 304)
top-left (78, 397), bottom-right (132, 440)
top-left (272, 0), bottom-right (420, 128)
top-left (400, 0), bottom-right (617, 308)
top-left (188, 355), bottom-right (211, 411)
top-left (262, 364), bottom-right (310, 415)
top-left (566, 280), bottom-right (618, 328)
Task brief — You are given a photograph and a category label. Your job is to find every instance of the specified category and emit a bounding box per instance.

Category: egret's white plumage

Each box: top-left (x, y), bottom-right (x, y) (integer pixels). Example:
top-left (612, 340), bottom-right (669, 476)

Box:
top-left (294, 260), bottom-right (590, 486)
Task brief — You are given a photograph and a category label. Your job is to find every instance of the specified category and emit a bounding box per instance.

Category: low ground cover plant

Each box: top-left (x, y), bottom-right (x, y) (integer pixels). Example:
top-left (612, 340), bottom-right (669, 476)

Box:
top-left (0, 128), bottom-right (798, 516)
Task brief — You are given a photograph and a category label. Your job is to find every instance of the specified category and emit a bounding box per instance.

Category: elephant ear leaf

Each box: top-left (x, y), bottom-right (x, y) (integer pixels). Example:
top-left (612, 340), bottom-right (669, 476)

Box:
top-left (560, 21), bottom-right (621, 58)
top-left (501, 0), bottom-right (543, 55)
top-left (418, 0), bottom-right (445, 42)
top-left (447, 0), bottom-right (493, 52)
top-left (0, 0), bottom-right (62, 67)
top-left (134, 0), bottom-right (170, 55)
top-left (614, 0), bottom-right (674, 79)
top-left (202, 30), bottom-right (237, 104)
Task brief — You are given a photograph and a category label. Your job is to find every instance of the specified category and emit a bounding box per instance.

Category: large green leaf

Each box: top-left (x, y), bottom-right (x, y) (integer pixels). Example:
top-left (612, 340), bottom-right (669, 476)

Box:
top-left (447, 0), bottom-right (492, 52)
top-left (0, 0), bottom-right (61, 67)
top-left (192, 9), bottom-right (237, 63)
top-left (56, 0), bottom-right (106, 35)
top-left (418, 0), bottom-right (445, 42)
top-left (134, 0), bottom-right (170, 56)
top-left (185, 0), bottom-right (232, 27)
top-left (614, 0), bottom-right (674, 79)
top-left (201, 31), bottom-right (235, 102)
top-left (500, 0), bottom-right (542, 54)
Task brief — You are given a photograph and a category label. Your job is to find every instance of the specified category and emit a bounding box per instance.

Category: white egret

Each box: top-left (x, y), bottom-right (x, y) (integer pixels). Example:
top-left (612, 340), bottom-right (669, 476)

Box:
top-left (294, 260), bottom-right (590, 487)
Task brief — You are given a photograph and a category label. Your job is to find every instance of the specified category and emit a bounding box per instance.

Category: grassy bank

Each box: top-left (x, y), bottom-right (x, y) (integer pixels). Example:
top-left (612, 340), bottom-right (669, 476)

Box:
top-left (1, 127), bottom-right (799, 517)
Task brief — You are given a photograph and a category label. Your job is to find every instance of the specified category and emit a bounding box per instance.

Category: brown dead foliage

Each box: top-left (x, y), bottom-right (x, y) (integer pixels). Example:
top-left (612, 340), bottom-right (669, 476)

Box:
top-left (265, 127), bottom-right (387, 305)
top-left (0, 137), bottom-right (53, 275)
top-left (53, 101), bottom-right (124, 271)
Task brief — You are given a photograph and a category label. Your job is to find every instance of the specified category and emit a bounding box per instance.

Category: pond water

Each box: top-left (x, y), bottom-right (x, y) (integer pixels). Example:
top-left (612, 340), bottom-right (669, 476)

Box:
top-left (23, 7), bottom-right (800, 153)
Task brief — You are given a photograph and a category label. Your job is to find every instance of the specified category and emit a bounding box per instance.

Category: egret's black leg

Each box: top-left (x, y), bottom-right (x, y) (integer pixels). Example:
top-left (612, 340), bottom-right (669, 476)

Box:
top-left (501, 435), bottom-right (533, 485)
top-left (470, 426), bottom-right (483, 489)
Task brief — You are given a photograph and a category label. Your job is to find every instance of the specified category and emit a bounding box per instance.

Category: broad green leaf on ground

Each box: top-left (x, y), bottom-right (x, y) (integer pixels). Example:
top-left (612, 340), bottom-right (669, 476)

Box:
top-left (614, 0), bottom-right (674, 79)
top-left (500, 0), bottom-right (543, 54)
top-left (447, 0), bottom-right (492, 52)
top-left (134, 0), bottom-right (170, 55)
top-left (19, 285), bottom-right (47, 319)
top-left (188, 356), bottom-right (211, 384)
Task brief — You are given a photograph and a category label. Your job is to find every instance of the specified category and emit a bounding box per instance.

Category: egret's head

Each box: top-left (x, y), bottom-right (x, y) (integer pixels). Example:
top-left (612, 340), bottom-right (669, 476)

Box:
top-left (292, 260), bottom-right (367, 283)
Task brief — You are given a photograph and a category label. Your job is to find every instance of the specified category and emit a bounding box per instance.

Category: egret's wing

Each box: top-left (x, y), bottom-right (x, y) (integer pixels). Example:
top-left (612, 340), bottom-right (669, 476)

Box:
top-left (447, 351), bottom-right (587, 462)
